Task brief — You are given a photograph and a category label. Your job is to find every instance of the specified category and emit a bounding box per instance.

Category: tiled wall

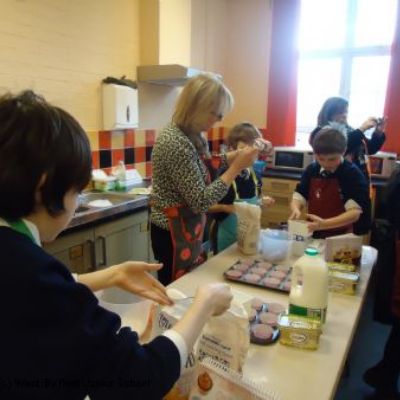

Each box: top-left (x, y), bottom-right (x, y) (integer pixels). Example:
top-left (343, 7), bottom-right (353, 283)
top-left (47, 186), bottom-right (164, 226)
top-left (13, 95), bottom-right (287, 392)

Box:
top-left (87, 126), bottom-right (228, 179)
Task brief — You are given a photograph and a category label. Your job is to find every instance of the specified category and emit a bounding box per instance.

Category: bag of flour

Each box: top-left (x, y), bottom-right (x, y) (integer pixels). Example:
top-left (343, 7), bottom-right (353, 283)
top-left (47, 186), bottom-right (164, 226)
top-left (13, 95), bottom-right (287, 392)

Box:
top-left (196, 301), bottom-right (250, 373)
top-left (235, 202), bottom-right (261, 255)
top-left (151, 289), bottom-right (197, 400)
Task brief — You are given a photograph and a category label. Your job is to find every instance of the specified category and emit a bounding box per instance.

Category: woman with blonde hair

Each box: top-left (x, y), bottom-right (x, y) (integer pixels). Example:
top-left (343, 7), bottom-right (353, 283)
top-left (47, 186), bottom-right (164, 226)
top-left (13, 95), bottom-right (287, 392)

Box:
top-left (151, 73), bottom-right (259, 284)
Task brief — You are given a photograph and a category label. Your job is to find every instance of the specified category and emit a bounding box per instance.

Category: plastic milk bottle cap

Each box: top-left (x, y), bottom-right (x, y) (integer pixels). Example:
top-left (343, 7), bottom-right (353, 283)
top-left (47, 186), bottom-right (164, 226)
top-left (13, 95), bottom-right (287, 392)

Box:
top-left (305, 248), bottom-right (319, 256)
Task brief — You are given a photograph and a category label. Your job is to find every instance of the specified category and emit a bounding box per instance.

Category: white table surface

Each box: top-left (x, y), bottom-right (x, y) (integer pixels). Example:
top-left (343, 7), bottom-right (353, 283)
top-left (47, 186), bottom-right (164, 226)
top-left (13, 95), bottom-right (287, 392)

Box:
top-left (169, 245), bottom-right (378, 400)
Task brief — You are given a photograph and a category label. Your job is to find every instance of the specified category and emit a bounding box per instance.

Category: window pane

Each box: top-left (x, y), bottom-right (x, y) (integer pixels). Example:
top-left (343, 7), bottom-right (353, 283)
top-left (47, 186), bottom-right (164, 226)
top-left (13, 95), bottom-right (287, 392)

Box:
top-left (297, 58), bottom-right (342, 132)
top-left (354, 0), bottom-right (398, 47)
top-left (347, 56), bottom-right (390, 128)
top-left (299, 0), bottom-right (347, 50)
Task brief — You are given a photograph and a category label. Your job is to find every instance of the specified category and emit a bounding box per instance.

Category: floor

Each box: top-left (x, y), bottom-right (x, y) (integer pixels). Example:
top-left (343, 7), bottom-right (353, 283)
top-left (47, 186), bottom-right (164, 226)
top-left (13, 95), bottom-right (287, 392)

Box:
top-left (334, 274), bottom-right (398, 400)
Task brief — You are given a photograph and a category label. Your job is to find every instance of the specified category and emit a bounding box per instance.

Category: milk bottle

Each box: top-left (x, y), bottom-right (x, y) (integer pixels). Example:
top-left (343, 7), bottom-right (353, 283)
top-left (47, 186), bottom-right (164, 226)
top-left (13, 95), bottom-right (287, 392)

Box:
top-left (289, 247), bottom-right (329, 323)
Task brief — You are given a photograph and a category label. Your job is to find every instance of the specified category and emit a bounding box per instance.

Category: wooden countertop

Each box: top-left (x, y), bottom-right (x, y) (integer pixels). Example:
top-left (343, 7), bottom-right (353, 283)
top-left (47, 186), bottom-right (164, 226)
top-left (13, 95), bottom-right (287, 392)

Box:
top-left (169, 245), bottom-right (377, 400)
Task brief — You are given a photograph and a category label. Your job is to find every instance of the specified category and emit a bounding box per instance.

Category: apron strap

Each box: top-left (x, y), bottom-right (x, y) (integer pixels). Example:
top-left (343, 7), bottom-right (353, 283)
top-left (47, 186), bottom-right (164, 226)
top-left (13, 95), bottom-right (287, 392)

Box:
top-left (232, 167), bottom-right (260, 201)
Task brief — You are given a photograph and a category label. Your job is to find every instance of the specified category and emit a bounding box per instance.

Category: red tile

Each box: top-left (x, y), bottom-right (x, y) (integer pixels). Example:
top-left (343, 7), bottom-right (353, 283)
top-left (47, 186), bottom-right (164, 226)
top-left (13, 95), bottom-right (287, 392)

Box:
top-left (112, 149), bottom-right (124, 166)
top-left (124, 129), bottom-right (135, 147)
top-left (92, 151), bottom-right (100, 169)
top-left (146, 162), bottom-right (153, 177)
top-left (134, 147), bottom-right (146, 163)
top-left (145, 129), bottom-right (156, 146)
top-left (99, 131), bottom-right (111, 149)
top-left (126, 164), bottom-right (135, 170)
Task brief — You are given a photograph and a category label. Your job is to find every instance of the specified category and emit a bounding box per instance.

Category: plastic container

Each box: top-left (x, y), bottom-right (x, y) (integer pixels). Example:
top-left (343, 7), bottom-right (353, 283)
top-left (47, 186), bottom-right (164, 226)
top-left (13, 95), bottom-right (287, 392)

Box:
top-left (260, 229), bottom-right (291, 262)
top-left (97, 288), bottom-right (153, 336)
top-left (289, 248), bottom-right (329, 324)
top-left (288, 220), bottom-right (312, 257)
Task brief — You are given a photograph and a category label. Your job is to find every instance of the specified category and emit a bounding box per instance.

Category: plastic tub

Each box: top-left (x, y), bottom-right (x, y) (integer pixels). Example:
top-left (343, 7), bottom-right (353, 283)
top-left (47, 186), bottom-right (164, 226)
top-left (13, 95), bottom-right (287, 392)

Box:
top-left (97, 288), bottom-right (153, 336)
top-left (260, 229), bottom-right (291, 262)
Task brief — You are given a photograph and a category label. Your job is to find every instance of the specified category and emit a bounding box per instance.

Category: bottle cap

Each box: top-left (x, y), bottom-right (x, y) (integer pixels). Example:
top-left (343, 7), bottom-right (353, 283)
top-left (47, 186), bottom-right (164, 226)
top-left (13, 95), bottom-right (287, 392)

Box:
top-left (305, 247), bottom-right (319, 256)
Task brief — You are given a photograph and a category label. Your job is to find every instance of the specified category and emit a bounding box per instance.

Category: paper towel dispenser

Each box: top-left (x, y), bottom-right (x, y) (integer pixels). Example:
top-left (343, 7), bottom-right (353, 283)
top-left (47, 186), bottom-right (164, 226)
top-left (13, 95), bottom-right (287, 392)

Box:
top-left (102, 84), bottom-right (138, 130)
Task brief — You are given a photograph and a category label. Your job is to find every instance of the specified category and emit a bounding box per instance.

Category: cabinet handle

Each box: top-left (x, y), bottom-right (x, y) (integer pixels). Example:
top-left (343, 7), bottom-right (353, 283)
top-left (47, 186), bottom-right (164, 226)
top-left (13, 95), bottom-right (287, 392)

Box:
top-left (98, 235), bottom-right (107, 267)
top-left (86, 239), bottom-right (96, 271)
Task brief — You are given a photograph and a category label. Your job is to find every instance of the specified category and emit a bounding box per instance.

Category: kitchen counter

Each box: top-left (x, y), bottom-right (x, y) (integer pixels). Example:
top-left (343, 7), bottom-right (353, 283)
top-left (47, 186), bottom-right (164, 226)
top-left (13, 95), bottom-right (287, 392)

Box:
top-left (263, 167), bottom-right (389, 187)
top-left (67, 194), bottom-right (149, 232)
top-left (169, 245), bottom-right (377, 400)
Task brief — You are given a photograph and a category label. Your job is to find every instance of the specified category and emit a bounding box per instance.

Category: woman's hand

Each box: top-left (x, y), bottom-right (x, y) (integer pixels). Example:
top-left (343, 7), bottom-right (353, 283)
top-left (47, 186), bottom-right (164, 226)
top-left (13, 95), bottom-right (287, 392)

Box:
top-left (109, 262), bottom-right (173, 306)
top-left (375, 117), bottom-right (387, 133)
top-left (359, 117), bottom-right (378, 132)
top-left (232, 146), bottom-right (259, 171)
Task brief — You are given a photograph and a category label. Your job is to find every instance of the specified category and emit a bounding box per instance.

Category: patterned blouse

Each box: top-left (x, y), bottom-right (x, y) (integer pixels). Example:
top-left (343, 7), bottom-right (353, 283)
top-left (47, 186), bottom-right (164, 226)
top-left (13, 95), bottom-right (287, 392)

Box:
top-left (150, 123), bottom-right (228, 230)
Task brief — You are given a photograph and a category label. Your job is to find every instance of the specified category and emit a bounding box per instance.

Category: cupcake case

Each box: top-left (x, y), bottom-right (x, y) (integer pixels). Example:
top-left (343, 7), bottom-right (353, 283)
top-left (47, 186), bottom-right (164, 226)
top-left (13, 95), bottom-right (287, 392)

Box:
top-left (224, 258), bottom-right (292, 292)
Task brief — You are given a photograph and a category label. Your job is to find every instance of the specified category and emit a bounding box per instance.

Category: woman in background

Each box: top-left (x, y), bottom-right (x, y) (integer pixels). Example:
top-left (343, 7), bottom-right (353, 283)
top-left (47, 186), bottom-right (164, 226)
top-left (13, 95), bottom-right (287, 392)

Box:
top-left (309, 96), bottom-right (386, 183)
top-left (151, 73), bottom-right (259, 285)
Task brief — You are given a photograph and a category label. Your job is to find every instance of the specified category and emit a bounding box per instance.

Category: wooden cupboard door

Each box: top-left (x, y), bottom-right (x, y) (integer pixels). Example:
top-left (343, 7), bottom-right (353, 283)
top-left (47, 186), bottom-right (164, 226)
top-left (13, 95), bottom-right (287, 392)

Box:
top-left (94, 210), bottom-right (149, 268)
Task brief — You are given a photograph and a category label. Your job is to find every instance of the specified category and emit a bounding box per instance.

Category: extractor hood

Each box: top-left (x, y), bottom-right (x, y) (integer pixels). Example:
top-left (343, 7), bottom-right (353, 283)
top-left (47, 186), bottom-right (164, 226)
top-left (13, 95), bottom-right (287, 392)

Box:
top-left (137, 64), bottom-right (216, 86)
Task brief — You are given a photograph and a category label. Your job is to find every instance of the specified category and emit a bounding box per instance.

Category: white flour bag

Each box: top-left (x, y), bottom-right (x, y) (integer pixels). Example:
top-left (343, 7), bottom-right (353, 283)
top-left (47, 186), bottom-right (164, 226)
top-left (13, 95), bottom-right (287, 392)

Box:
top-left (235, 202), bottom-right (261, 255)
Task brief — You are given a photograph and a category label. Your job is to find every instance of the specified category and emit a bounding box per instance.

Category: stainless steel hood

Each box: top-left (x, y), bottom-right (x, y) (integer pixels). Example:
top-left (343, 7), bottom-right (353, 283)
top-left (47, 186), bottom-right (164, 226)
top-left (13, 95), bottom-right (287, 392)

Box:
top-left (137, 64), bottom-right (207, 86)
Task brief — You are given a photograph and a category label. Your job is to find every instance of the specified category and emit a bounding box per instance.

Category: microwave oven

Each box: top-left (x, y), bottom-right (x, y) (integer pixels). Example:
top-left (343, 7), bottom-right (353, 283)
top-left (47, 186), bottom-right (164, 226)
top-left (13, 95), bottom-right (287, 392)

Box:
top-left (368, 151), bottom-right (398, 178)
top-left (272, 147), bottom-right (314, 170)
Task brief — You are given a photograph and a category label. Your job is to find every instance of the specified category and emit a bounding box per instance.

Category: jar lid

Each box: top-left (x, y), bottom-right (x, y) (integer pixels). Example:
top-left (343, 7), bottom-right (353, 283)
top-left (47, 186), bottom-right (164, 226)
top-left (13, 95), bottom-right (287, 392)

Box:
top-left (305, 247), bottom-right (319, 256)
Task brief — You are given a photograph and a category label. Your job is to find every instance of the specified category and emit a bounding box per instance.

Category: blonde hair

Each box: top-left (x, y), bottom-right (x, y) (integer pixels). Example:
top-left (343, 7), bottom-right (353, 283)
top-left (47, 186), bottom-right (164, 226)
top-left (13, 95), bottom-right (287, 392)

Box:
top-left (227, 122), bottom-right (262, 149)
top-left (172, 73), bottom-right (234, 154)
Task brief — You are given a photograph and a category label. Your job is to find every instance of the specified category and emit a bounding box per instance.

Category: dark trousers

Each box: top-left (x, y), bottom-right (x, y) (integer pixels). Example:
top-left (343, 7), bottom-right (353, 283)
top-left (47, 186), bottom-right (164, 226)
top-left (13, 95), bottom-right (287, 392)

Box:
top-left (150, 223), bottom-right (173, 286)
top-left (382, 318), bottom-right (400, 381)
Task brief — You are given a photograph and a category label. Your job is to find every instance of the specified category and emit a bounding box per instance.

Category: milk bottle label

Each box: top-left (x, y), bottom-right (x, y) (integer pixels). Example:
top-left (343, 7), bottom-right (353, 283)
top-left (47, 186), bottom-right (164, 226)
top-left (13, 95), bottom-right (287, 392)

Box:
top-left (288, 303), bottom-right (327, 323)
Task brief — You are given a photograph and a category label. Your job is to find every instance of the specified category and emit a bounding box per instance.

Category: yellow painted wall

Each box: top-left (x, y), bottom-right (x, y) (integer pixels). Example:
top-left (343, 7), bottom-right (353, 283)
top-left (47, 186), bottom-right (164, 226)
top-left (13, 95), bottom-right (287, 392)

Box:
top-left (190, 0), bottom-right (271, 129)
top-left (0, 0), bottom-right (140, 131)
top-left (159, 0), bottom-right (191, 65)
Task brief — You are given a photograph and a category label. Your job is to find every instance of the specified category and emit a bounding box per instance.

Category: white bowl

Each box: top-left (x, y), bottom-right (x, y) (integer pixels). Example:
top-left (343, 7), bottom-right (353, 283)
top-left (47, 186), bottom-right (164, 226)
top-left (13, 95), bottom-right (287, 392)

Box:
top-left (97, 288), bottom-right (153, 336)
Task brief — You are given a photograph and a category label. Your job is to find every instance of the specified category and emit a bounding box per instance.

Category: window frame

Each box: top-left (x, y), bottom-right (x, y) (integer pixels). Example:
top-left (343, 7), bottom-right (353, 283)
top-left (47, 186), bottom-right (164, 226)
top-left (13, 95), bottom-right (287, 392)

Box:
top-left (296, 0), bottom-right (393, 142)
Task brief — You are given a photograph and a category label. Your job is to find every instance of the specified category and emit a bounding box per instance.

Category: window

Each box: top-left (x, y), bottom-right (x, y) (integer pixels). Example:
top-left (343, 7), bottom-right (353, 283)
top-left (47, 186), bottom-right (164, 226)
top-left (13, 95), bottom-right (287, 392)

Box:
top-left (296, 0), bottom-right (397, 146)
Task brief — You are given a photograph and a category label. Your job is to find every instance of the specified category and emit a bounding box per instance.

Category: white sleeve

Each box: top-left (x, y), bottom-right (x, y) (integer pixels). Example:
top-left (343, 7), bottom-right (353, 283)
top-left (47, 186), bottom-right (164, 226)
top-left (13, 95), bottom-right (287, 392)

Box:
top-left (344, 199), bottom-right (362, 211)
top-left (293, 191), bottom-right (307, 205)
top-left (162, 329), bottom-right (188, 373)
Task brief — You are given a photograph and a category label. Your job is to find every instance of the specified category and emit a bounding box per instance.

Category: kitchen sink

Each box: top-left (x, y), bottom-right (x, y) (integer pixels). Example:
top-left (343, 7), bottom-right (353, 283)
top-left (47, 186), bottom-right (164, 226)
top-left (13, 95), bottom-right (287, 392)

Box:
top-left (74, 192), bottom-right (133, 216)
top-left (79, 192), bottom-right (131, 206)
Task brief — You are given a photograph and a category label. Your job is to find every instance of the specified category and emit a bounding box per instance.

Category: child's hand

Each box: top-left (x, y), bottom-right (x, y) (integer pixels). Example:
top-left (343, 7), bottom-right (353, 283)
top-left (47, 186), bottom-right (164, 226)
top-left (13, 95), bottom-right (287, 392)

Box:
top-left (262, 196), bottom-right (275, 207)
top-left (110, 261), bottom-right (173, 306)
top-left (306, 213), bottom-right (325, 232)
top-left (254, 138), bottom-right (273, 156)
top-left (289, 208), bottom-right (301, 220)
top-left (194, 283), bottom-right (233, 317)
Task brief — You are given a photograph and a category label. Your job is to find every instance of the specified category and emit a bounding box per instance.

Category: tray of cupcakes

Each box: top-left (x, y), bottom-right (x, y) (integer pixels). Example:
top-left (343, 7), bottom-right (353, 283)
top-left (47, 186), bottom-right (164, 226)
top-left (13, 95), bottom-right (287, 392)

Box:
top-left (224, 258), bottom-right (292, 292)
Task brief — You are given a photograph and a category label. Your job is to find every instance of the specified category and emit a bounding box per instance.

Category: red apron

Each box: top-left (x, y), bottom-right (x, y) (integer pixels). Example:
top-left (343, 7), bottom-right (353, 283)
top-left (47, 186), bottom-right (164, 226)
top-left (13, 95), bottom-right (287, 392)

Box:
top-left (308, 177), bottom-right (351, 239)
top-left (163, 154), bottom-right (221, 281)
top-left (164, 206), bottom-right (207, 281)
